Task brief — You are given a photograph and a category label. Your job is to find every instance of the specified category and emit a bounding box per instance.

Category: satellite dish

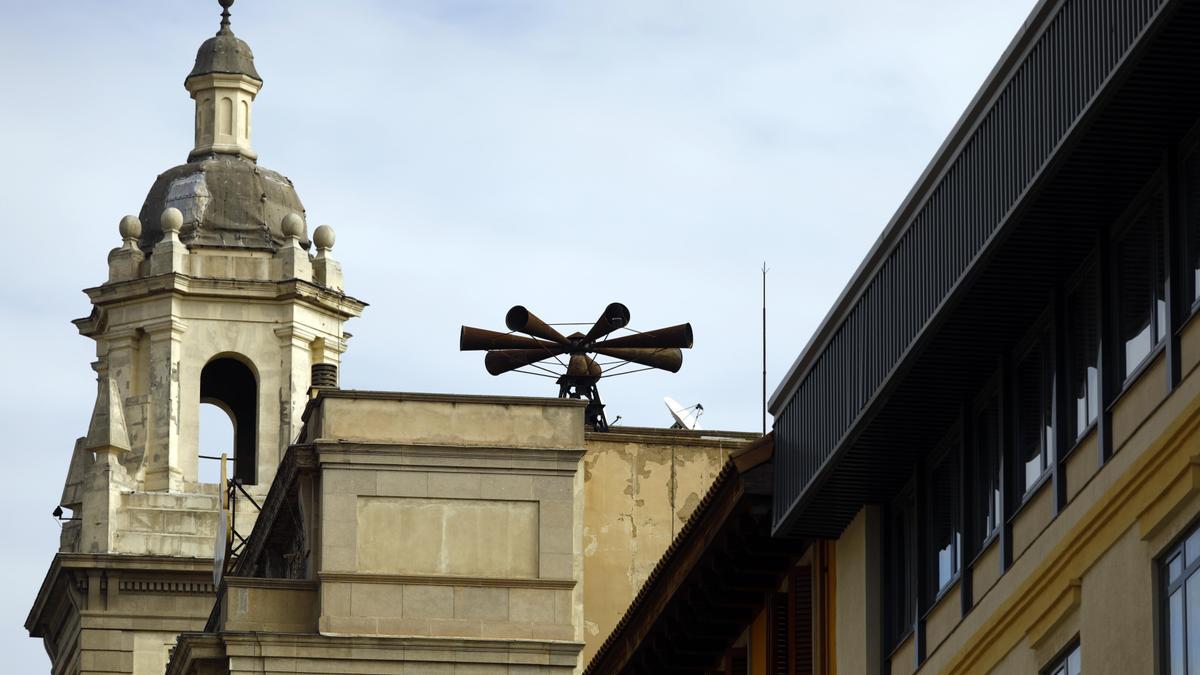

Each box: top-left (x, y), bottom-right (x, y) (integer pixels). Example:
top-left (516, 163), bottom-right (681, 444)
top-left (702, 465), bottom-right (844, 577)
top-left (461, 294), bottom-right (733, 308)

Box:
top-left (665, 396), bottom-right (703, 430)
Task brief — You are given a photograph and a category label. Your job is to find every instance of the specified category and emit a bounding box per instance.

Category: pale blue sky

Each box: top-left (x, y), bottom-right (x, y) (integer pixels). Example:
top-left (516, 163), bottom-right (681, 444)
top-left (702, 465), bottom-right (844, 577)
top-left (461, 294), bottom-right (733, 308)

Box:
top-left (0, 1), bottom-right (1036, 669)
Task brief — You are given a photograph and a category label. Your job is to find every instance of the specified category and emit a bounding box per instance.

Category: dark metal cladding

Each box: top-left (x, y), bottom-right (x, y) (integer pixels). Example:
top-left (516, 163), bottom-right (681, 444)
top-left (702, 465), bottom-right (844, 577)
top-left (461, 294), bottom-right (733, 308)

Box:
top-left (592, 323), bottom-right (693, 350)
top-left (505, 306), bottom-right (569, 344)
top-left (583, 302), bottom-right (631, 343)
top-left (484, 347), bottom-right (566, 376)
top-left (459, 326), bottom-right (561, 352)
top-left (770, 0), bottom-right (1186, 538)
top-left (137, 155), bottom-right (308, 252)
top-left (594, 347), bottom-right (683, 372)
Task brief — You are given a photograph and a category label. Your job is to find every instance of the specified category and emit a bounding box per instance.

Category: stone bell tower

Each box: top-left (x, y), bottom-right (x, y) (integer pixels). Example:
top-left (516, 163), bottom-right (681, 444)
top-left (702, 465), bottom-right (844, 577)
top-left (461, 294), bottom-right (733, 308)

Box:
top-left (26, 2), bottom-right (366, 672)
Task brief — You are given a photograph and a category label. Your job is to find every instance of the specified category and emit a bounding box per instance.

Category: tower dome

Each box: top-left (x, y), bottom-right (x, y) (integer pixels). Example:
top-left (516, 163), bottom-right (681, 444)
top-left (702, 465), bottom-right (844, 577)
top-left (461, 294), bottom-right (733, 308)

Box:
top-left (137, 156), bottom-right (308, 251)
top-left (136, 0), bottom-right (309, 252)
top-left (187, 3), bottom-right (260, 82)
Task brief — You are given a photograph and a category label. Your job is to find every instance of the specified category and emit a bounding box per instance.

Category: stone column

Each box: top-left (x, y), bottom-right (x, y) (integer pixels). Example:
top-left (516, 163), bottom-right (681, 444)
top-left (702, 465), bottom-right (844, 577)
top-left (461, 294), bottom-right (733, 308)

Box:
top-left (143, 317), bottom-right (188, 492)
top-left (273, 324), bottom-right (317, 486)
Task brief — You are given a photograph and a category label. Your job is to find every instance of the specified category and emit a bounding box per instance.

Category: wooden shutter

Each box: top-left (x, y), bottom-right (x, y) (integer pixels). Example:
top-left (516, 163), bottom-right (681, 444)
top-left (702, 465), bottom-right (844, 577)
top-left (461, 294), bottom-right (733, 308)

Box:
top-left (794, 566), bottom-right (814, 675)
top-left (769, 591), bottom-right (790, 675)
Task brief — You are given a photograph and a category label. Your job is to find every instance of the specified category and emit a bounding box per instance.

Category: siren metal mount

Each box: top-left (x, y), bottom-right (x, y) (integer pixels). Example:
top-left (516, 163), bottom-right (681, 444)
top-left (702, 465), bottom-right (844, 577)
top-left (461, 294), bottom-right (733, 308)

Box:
top-left (460, 303), bottom-right (694, 431)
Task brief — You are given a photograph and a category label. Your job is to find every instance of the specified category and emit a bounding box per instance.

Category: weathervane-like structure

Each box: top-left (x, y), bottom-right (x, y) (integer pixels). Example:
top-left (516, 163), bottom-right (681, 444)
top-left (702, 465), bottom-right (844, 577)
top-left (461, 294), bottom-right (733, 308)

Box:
top-left (460, 303), bottom-right (694, 431)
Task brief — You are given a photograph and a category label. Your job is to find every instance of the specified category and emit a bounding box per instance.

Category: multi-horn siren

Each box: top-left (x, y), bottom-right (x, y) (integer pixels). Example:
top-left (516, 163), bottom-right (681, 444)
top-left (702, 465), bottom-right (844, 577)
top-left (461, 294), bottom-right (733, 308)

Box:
top-left (460, 303), bottom-right (693, 430)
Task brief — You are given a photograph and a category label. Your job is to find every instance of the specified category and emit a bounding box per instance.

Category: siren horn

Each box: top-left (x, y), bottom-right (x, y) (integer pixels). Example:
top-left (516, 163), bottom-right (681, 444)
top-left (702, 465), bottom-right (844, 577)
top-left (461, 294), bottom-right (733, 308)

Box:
top-left (484, 347), bottom-right (567, 376)
top-left (460, 326), bottom-right (561, 351)
top-left (592, 323), bottom-right (693, 350)
top-left (505, 306), bottom-right (569, 344)
top-left (594, 347), bottom-right (684, 373)
top-left (583, 302), bottom-right (631, 343)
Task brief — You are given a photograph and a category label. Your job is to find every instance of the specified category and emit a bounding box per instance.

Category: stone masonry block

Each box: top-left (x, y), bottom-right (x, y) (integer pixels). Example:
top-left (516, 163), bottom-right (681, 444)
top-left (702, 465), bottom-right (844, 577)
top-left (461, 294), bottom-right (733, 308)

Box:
top-left (351, 582), bottom-right (403, 619)
top-left (428, 472), bottom-right (482, 499)
top-left (481, 474), bottom-right (534, 500)
top-left (377, 470), bottom-right (428, 497)
top-left (322, 582), bottom-right (350, 617)
top-left (532, 475), bottom-right (573, 501)
top-left (539, 553), bottom-right (573, 579)
top-left (402, 585), bottom-right (455, 620)
top-left (453, 586), bottom-right (509, 622)
top-left (480, 621), bottom-right (533, 640)
top-left (508, 588), bottom-right (557, 624)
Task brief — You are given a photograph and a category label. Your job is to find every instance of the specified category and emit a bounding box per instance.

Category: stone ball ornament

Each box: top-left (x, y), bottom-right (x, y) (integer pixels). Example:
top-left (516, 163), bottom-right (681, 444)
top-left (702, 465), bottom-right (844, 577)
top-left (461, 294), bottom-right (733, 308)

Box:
top-left (313, 224), bottom-right (336, 251)
top-left (119, 215), bottom-right (142, 240)
top-left (160, 207), bottom-right (184, 234)
top-left (281, 212), bottom-right (305, 239)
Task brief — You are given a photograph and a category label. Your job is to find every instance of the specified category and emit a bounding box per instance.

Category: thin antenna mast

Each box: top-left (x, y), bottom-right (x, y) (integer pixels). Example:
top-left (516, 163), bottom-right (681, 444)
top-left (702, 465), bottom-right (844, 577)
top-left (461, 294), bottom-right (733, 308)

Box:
top-left (761, 262), bottom-right (768, 437)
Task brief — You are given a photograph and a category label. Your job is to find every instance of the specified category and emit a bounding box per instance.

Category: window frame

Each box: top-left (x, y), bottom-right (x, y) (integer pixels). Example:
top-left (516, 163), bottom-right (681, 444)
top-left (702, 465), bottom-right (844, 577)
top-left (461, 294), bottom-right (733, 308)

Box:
top-left (924, 428), bottom-right (963, 603)
top-left (1011, 313), bottom-right (1056, 502)
top-left (1159, 520), bottom-right (1200, 674)
top-left (970, 375), bottom-right (1004, 555)
top-left (1063, 253), bottom-right (1101, 449)
top-left (1178, 119), bottom-right (1200, 315)
top-left (1041, 639), bottom-right (1081, 675)
top-left (1110, 175), bottom-right (1169, 387)
top-left (884, 480), bottom-right (917, 652)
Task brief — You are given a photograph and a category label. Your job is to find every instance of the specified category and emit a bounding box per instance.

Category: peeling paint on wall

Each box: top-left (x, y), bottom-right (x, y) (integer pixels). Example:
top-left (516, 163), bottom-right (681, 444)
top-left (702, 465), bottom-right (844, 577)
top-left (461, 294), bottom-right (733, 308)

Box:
top-left (580, 428), bottom-right (756, 665)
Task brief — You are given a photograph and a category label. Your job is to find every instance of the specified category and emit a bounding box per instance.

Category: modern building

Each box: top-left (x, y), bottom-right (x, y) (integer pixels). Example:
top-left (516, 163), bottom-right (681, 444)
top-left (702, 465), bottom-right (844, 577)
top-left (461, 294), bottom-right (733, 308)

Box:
top-left (586, 0), bottom-right (1200, 673)
top-left (23, 4), bottom-right (753, 673)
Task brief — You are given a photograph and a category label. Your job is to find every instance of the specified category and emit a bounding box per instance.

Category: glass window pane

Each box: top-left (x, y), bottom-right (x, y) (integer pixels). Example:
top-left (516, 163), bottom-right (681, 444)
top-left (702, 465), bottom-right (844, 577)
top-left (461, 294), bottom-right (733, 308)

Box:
top-left (930, 449), bottom-right (960, 593)
top-left (1189, 573), bottom-right (1200, 675)
top-left (1172, 553), bottom-right (1184, 583)
top-left (1067, 262), bottom-right (1099, 437)
top-left (974, 396), bottom-right (1001, 545)
top-left (1190, 149), bottom-right (1200, 303)
top-left (1187, 529), bottom-right (1200, 567)
top-left (1017, 332), bottom-right (1052, 492)
top-left (1172, 589), bottom-right (1185, 675)
top-left (1067, 645), bottom-right (1081, 675)
top-left (1117, 193), bottom-right (1165, 379)
top-left (1118, 216), bottom-right (1154, 377)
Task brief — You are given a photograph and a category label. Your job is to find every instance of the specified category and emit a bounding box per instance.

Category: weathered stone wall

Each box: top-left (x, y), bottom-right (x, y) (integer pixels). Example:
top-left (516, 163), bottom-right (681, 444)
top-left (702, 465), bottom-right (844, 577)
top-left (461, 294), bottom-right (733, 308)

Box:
top-left (580, 427), bottom-right (756, 665)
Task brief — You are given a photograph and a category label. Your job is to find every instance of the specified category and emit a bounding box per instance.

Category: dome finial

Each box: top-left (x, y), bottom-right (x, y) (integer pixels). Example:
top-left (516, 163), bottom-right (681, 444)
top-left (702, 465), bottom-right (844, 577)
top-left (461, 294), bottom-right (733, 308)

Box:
top-left (218, 0), bottom-right (234, 34)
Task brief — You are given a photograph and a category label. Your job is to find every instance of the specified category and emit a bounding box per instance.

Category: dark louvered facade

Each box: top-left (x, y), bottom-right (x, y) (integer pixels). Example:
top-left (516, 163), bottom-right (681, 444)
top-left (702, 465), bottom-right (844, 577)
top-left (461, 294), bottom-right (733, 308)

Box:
top-left (770, 0), bottom-right (1200, 539)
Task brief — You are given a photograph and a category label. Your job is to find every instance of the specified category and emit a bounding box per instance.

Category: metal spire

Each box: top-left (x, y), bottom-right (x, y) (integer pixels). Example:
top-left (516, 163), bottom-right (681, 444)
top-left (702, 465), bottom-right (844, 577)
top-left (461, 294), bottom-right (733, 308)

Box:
top-left (218, 0), bottom-right (234, 34)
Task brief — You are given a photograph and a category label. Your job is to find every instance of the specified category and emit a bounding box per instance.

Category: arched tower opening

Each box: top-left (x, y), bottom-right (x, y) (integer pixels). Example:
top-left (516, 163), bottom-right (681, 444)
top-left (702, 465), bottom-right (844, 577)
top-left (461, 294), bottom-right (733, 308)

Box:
top-left (200, 356), bottom-right (258, 485)
top-left (198, 403), bottom-right (234, 484)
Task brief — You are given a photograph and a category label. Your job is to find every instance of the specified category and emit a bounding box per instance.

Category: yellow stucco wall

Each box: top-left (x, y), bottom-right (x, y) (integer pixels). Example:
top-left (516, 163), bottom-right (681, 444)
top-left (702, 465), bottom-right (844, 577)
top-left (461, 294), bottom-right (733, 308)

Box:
top-left (858, 316), bottom-right (1200, 674)
top-left (835, 506), bottom-right (881, 674)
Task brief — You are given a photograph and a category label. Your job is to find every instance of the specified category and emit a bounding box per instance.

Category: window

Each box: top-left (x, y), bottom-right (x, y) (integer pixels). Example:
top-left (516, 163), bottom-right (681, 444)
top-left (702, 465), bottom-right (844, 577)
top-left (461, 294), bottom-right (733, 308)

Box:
top-left (1015, 326), bottom-right (1055, 494)
top-left (886, 487), bottom-right (916, 647)
top-left (766, 565), bottom-right (816, 675)
top-left (1115, 189), bottom-right (1167, 380)
top-left (1044, 642), bottom-right (1081, 675)
top-left (927, 441), bottom-right (961, 596)
top-left (1162, 524), bottom-right (1200, 674)
top-left (973, 392), bottom-right (1002, 547)
top-left (1066, 260), bottom-right (1100, 439)
top-left (1187, 149), bottom-right (1200, 304)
